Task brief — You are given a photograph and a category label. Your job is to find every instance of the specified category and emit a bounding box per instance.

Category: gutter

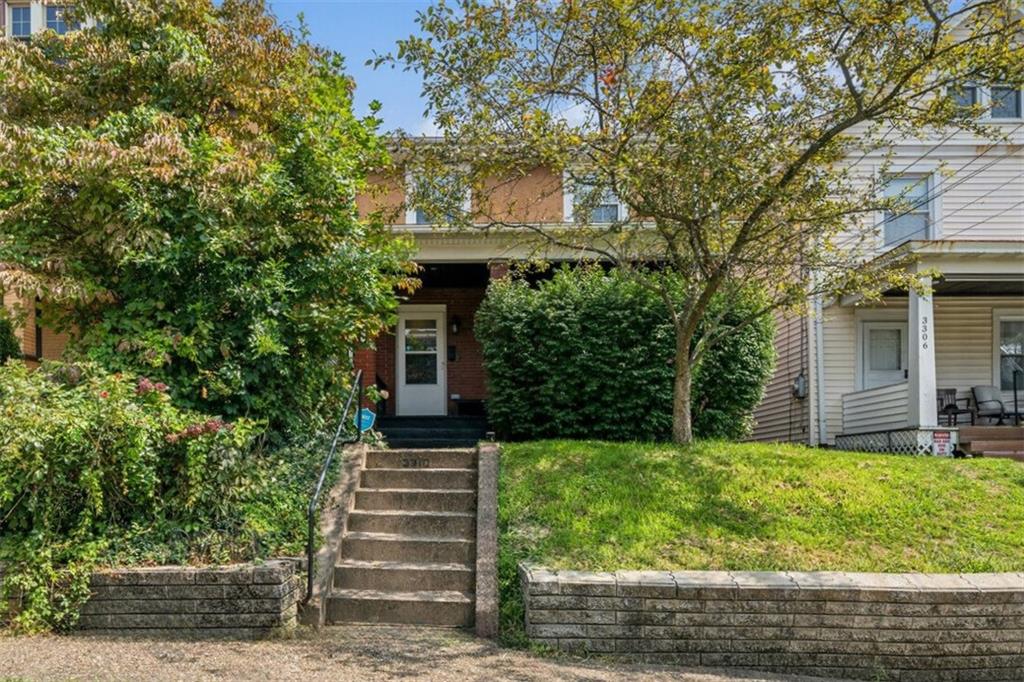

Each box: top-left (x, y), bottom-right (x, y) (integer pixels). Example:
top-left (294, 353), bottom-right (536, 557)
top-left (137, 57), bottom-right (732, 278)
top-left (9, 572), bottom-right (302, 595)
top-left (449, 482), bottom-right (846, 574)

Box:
top-left (813, 294), bottom-right (828, 446)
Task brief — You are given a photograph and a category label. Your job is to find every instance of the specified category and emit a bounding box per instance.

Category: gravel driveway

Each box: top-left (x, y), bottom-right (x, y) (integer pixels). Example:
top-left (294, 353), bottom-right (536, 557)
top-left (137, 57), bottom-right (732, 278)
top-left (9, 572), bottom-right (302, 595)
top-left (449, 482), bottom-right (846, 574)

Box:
top-left (0, 626), bottom-right (838, 682)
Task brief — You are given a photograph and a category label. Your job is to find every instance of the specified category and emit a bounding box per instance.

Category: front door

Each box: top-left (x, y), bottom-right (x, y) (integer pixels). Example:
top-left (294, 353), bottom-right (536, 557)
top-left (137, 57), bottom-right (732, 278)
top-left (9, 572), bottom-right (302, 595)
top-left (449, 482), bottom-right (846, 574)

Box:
top-left (396, 306), bottom-right (447, 415)
top-left (861, 322), bottom-right (909, 389)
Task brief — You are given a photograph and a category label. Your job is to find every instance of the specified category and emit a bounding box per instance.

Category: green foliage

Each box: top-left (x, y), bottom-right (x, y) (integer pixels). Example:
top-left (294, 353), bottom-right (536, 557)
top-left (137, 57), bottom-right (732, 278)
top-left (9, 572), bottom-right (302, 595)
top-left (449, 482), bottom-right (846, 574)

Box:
top-left (0, 0), bottom-right (413, 438)
top-left (497, 439), bottom-right (1024, 642)
top-left (0, 314), bottom-right (19, 364)
top-left (0, 361), bottom-right (313, 632)
top-left (475, 267), bottom-right (774, 441)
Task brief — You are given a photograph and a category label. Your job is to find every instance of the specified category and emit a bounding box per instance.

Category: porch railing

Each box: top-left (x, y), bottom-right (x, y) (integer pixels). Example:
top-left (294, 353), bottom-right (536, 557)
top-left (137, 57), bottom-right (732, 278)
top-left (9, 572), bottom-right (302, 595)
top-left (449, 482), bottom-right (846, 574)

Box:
top-left (842, 381), bottom-right (909, 435)
top-left (304, 369), bottom-right (363, 604)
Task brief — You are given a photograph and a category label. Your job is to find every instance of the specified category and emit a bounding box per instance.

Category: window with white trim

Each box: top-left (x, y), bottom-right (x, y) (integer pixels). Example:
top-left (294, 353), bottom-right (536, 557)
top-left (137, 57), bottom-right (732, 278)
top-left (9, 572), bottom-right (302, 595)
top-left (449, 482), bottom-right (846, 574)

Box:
top-left (563, 174), bottom-right (626, 223)
top-left (10, 5), bottom-right (32, 40)
top-left (404, 172), bottom-right (471, 226)
top-left (881, 173), bottom-right (931, 246)
top-left (950, 83), bottom-right (1022, 120)
top-left (46, 5), bottom-right (77, 34)
top-left (995, 312), bottom-right (1024, 391)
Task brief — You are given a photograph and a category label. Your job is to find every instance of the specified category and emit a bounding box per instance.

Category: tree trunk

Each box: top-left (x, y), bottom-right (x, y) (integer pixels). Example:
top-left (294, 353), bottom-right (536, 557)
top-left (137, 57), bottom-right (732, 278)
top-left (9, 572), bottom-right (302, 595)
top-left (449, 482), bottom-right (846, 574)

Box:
top-left (671, 327), bottom-right (694, 445)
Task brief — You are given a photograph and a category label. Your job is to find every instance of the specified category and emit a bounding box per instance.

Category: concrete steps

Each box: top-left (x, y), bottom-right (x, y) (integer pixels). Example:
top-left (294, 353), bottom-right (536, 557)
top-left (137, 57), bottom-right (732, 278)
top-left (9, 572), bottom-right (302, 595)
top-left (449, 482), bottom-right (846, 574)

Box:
top-left (346, 510), bottom-right (476, 536)
top-left (333, 560), bottom-right (475, 592)
top-left (326, 589), bottom-right (473, 626)
top-left (327, 448), bottom-right (478, 628)
top-left (378, 417), bottom-right (488, 450)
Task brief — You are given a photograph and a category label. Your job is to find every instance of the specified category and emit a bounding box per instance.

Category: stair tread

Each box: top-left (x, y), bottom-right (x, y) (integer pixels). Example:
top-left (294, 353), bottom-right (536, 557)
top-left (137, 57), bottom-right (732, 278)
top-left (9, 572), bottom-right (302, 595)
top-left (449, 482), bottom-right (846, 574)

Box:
top-left (350, 509), bottom-right (475, 518)
top-left (336, 559), bottom-right (473, 571)
top-left (365, 467), bottom-right (477, 473)
top-left (373, 448), bottom-right (477, 453)
top-left (357, 488), bottom-right (476, 494)
top-left (342, 531), bottom-right (474, 543)
top-left (330, 589), bottom-right (473, 603)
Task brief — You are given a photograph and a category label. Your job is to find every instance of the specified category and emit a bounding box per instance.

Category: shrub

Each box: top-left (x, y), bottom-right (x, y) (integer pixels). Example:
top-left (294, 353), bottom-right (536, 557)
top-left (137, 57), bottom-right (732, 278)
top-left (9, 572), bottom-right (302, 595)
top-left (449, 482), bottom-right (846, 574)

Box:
top-left (0, 361), bottom-right (260, 631)
top-left (475, 267), bottom-right (774, 441)
top-left (0, 313), bottom-right (19, 364)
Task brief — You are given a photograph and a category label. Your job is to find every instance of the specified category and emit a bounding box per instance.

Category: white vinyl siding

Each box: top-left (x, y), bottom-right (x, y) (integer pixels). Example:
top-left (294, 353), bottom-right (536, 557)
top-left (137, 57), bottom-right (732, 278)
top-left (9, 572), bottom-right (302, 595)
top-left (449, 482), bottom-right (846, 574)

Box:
top-left (842, 382), bottom-right (909, 435)
top-left (750, 313), bottom-right (810, 443)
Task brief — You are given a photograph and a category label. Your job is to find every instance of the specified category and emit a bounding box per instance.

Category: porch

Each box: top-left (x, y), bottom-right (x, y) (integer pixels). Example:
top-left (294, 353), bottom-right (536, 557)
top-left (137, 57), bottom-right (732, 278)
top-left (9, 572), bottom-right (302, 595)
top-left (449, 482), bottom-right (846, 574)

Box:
top-left (830, 241), bottom-right (1023, 456)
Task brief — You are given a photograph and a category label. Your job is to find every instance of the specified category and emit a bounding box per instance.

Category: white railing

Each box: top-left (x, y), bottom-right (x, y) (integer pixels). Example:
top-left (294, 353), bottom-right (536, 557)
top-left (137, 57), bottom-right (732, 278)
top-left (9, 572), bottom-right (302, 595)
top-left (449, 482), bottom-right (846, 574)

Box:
top-left (842, 382), bottom-right (910, 435)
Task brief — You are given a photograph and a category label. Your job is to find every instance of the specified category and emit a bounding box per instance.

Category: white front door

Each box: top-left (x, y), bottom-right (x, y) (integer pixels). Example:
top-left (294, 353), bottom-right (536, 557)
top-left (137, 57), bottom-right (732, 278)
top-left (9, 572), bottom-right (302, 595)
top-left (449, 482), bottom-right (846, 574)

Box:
top-left (861, 322), bottom-right (909, 389)
top-left (396, 306), bottom-right (447, 416)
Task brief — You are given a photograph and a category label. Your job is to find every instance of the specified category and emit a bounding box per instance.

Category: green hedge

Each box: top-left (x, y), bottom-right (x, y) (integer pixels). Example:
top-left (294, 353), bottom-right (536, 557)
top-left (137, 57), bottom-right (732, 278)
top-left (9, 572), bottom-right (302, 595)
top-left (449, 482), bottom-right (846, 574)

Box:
top-left (474, 267), bottom-right (775, 441)
top-left (0, 314), bottom-right (19, 364)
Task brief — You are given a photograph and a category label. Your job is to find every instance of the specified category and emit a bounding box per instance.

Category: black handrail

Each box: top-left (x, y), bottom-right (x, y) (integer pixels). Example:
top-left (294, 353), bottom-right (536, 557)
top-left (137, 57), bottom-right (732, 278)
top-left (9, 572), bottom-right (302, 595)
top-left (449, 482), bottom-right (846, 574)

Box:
top-left (305, 369), bottom-right (364, 604)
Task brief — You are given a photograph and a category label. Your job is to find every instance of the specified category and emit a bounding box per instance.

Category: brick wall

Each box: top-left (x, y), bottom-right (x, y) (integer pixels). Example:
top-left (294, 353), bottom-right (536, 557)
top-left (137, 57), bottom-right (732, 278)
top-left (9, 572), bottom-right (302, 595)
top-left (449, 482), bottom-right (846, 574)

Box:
top-left (520, 565), bottom-right (1024, 681)
top-left (76, 561), bottom-right (299, 638)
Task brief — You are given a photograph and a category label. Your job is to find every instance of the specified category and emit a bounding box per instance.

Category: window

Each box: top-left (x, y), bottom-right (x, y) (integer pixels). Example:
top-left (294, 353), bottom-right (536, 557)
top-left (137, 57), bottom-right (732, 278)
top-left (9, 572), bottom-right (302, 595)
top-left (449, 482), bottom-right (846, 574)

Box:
top-left (564, 175), bottom-right (626, 223)
top-left (952, 84), bottom-right (978, 110)
top-left (10, 6), bottom-right (32, 40)
top-left (405, 173), bottom-right (471, 226)
top-left (881, 174), bottom-right (931, 246)
top-left (995, 313), bottom-right (1024, 391)
top-left (950, 83), bottom-right (1022, 120)
top-left (991, 86), bottom-right (1022, 119)
top-left (46, 5), bottom-right (77, 34)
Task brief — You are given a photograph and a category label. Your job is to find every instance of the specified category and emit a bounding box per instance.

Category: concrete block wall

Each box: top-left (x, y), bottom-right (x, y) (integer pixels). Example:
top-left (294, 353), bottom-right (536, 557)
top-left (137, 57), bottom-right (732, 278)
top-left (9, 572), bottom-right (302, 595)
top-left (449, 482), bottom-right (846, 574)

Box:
top-left (77, 560), bottom-right (299, 638)
top-left (520, 565), bottom-right (1024, 681)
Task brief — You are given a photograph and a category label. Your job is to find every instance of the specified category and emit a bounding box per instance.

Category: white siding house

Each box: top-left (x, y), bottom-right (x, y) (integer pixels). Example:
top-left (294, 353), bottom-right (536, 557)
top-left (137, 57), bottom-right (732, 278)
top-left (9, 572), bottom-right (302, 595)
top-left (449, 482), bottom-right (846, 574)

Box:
top-left (752, 123), bottom-right (1024, 453)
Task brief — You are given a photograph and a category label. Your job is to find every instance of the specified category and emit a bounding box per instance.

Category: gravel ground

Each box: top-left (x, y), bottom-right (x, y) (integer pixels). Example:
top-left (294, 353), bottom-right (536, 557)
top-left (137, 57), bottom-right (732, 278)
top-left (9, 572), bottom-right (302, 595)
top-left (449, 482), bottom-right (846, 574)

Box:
top-left (0, 626), bottom-right (838, 682)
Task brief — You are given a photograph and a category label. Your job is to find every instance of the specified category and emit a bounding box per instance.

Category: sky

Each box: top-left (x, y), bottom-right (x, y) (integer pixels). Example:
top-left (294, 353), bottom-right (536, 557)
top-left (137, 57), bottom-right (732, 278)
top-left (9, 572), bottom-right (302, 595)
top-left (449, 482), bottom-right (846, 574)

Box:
top-left (267, 0), bottom-right (435, 133)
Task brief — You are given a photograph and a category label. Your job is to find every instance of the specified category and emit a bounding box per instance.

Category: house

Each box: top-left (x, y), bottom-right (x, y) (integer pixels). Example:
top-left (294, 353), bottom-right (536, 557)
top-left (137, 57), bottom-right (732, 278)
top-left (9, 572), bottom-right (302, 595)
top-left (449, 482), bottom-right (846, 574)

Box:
top-left (752, 106), bottom-right (1024, 455)
top-left (4, 5), bottom-right (1021, 454)
top-left (0, 1), bottom-right (98, 39)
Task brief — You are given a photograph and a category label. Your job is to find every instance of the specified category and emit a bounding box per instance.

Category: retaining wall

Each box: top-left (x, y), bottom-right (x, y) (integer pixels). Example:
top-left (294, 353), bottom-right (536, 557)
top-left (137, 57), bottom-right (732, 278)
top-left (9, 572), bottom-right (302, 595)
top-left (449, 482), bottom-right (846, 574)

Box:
top-left (520, 565), bottom-right (1024, 681)
top-left (78, 560), bottom-right (299, 637)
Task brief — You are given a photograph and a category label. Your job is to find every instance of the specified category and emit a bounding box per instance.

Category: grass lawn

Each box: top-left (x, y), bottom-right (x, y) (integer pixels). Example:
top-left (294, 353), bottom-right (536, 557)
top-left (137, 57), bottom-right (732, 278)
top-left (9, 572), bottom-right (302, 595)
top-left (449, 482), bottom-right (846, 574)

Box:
top-left (497, 440), bottom-right (1024, 641)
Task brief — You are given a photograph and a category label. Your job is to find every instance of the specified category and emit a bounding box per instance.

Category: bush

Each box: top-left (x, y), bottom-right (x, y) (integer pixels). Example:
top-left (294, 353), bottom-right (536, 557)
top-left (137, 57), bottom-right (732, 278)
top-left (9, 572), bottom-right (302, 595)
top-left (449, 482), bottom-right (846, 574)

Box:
top-left (0, 314), bottom-right (19, 364)
top-left (475, 267), bottom-right (774, 441)
top-left (0, 361), bottom-right (264, 631)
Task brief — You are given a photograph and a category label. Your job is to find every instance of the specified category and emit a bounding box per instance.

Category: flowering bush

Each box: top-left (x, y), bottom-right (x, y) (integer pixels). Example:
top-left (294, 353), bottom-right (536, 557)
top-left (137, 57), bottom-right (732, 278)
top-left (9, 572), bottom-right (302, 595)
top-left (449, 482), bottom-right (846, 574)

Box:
top-left (0, 362), bottom-right (260, 631)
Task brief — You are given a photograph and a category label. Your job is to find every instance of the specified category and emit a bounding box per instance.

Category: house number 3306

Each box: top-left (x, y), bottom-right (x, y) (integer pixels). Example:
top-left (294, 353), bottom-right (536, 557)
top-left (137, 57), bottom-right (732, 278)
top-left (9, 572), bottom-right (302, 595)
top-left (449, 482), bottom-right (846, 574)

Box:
top-left (920, 316), bottom-right (929, 350)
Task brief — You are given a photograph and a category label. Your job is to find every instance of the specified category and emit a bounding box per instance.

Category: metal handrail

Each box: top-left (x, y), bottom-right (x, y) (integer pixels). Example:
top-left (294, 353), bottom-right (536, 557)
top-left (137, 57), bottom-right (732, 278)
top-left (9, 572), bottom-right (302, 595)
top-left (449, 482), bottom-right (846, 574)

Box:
top-left (305, 369), bottom-right (364, 604)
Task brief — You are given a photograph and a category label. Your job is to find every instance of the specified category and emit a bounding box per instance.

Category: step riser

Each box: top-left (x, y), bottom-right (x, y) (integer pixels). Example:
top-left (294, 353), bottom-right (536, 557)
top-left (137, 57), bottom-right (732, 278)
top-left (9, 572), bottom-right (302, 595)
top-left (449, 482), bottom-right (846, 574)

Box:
top-left (385, 440), bottom-right (480, 450)
top-left (963, 440), bottom-right (1024, 453)
top-left (361, 469), bottom-right (477, 490)
top-left (366, 451), bottom-right (477, 470)
top-left (334, 567), bottom-right (474, 592)
top-left (341, 538), bottom-right (475, 564)
top-left (326, 597), bottom-right (473, 627)
top-left (959, 427), bottom-right (1024, 440)
top-left (347, 513), bottom-right (475, 537)
top-left (355, 490), bottom-right (476, 513)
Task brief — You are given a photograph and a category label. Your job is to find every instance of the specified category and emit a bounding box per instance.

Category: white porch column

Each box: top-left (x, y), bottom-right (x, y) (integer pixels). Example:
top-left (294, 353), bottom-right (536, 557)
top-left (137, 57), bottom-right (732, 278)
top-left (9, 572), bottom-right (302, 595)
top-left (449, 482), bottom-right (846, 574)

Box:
top-left (907, 276), bottom-right (937, 427)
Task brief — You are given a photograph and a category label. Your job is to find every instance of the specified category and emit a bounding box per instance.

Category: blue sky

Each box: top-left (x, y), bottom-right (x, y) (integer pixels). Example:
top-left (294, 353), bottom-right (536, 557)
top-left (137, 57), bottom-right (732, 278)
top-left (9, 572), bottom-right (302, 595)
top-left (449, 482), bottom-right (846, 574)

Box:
top-left (268, 0), bottom-right (435, 133)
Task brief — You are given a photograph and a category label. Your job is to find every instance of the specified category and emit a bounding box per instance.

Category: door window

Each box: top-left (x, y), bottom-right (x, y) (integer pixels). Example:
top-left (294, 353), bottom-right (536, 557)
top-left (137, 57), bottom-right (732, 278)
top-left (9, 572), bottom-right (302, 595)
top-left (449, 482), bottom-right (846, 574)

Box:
top-left (862, 323), bottom-right (908, 389)
top-left (403, 319), bottom-right (438, 385)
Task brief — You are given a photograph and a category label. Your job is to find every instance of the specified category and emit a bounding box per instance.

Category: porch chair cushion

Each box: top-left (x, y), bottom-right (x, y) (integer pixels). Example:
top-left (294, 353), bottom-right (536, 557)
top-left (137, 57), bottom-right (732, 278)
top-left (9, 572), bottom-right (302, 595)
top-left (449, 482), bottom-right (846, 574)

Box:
top-left (971, 385), bottom-right (1006, 420)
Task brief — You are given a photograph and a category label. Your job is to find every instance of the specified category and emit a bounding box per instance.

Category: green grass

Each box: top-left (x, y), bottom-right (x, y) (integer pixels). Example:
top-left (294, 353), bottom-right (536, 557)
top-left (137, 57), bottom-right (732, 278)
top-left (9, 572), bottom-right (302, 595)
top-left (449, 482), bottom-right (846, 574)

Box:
top-left (497, 440), bottom-right (1024, 642)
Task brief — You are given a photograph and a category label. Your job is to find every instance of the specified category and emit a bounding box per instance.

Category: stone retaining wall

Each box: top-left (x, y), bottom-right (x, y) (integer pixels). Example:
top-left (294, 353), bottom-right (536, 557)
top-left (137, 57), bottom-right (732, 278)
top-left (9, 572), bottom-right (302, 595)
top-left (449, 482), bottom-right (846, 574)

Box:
top-left (78, 560), bottom-right (299, 638)
top-left (520, 565), bottom-right (1024, 681)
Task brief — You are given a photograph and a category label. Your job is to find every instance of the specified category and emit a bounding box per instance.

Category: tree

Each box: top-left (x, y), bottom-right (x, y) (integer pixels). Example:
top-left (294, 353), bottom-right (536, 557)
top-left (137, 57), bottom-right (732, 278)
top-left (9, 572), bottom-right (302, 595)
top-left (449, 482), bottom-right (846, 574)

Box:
top-left (0, 0), bottom-right (414, 436)
top-left (388, 0), bottom-right (1023, 443)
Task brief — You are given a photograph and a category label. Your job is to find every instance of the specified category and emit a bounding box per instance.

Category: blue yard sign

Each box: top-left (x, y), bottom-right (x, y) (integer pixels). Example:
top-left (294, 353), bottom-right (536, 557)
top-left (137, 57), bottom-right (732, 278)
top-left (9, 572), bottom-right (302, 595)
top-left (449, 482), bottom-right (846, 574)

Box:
top-left (355, 408), bottom-right (376, 433)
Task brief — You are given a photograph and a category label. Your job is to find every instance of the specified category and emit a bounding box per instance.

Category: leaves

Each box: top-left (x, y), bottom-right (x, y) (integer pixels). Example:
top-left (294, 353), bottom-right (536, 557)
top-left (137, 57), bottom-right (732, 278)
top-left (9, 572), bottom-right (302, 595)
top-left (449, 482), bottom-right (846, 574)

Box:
top-left (0, 0), bottom-right (414, 437)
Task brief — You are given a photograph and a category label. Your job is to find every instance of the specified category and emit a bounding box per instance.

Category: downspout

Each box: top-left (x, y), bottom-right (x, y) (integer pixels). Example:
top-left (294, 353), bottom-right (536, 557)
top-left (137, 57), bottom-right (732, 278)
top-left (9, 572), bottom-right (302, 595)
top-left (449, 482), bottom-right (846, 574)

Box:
top-left (813, 294), bottom-right (828, 446)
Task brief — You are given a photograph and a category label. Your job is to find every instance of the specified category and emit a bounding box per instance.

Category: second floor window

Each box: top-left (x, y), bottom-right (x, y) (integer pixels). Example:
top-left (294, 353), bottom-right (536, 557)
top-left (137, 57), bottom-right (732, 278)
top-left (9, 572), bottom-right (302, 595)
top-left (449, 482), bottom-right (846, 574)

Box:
top-left (46, 5), bottom-right (76, 34)
top-left (11, 6), bottom-right (31, 39)
top-left (565, 175), bottom-right (626, 224)
top-left (991, 86), bottom-right (1022, 119)
top-left (405, 174), bottom-right (471, 226)
top-left (882, 174), bottom-right (931, 246)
